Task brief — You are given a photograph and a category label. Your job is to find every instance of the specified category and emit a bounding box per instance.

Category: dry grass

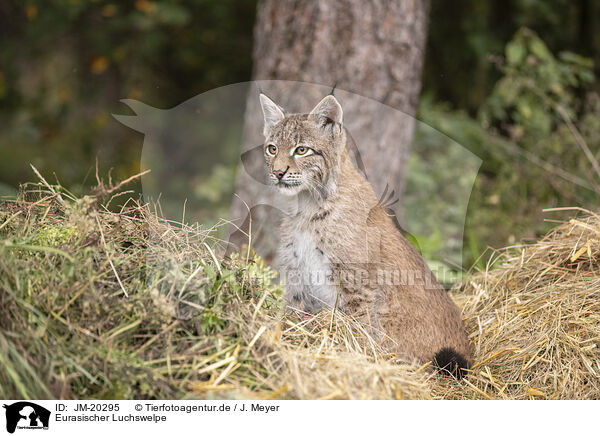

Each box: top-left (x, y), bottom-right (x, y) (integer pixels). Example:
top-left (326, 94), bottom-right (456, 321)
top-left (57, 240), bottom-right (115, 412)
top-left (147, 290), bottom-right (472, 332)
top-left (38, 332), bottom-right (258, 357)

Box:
top-left (1, 174), bottom-right (599, 400)
top-left (0, 176), bottom-right (430, 400)
top-left (438, 209), bottom-right (600, 399)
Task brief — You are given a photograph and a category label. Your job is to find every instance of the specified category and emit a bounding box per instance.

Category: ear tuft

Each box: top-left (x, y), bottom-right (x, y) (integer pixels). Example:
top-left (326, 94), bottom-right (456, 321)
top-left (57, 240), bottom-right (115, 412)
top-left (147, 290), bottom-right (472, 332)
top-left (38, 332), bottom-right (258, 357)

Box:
top-left (259, 93), bottom-right (285, 138)
top-left (309, 95), bottom-right (343, 129)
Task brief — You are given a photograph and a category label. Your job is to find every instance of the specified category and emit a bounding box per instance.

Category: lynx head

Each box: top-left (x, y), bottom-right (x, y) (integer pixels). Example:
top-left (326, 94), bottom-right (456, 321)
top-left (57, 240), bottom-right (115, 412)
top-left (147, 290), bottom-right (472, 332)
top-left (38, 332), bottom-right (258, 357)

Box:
top-left (259, 93), bottom-right (345, 199)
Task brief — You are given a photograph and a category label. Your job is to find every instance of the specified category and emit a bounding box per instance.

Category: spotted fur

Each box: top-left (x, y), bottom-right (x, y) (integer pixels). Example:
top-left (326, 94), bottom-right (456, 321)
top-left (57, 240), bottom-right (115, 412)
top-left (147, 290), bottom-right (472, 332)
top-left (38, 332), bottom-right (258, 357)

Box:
top-left (259, 94), bottom-right (472, 370)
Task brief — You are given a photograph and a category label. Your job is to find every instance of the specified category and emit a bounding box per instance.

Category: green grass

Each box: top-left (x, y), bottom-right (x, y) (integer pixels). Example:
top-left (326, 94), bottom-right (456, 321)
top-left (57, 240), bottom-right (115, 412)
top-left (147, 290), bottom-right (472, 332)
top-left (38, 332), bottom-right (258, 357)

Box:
top-left (0, 174), bottom-right (440, 400)
top-left (0, 179), bottom-right (286, 399)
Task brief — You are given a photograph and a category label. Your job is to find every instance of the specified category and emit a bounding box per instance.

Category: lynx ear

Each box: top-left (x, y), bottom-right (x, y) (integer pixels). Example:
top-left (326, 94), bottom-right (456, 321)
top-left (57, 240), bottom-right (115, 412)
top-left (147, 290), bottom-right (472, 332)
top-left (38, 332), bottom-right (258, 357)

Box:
top-left (309, 95), bottom-right (343, 129)
top-left (259, 93), bottom-right (285, 138)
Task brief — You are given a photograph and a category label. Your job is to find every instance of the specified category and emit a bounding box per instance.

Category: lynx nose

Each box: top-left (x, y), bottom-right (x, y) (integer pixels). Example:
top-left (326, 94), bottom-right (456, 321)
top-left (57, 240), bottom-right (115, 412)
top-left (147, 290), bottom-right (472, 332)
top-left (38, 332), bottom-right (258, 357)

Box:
top-left (273, 167), bottom-right (288, 180)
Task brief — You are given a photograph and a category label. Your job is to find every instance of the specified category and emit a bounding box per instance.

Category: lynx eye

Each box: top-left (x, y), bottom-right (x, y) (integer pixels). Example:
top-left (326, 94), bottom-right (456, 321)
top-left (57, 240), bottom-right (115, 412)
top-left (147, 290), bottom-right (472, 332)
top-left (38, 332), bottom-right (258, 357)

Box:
top-left (294, 146), bottom-right (312, 156)
top-left (266, 144), bottom-right (277, 156)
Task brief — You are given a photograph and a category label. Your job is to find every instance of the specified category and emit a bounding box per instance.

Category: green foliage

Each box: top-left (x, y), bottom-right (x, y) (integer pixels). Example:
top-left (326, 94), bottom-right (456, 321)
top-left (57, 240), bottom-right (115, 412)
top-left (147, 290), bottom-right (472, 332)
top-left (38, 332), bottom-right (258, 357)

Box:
top-left (482, 28), bottom-right (594, 138)
top-left (425, 0), bottom-right (600, 113)
top-left (418, 28), bottom-right (600, 269)
top-left (0, 0), bottom-right (256, 192)
top-left (405, 111), bottom-right (481, 284)
top-left (190, 163), bottom-right (238, 226)
top-left (29, 225), bottom-right (77, 247)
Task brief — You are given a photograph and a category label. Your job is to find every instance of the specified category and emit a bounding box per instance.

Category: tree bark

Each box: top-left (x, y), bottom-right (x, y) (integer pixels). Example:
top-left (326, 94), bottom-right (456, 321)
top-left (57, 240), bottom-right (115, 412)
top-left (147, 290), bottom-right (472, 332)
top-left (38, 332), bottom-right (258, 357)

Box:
top-left (230, 0), bottom-right (430, 262)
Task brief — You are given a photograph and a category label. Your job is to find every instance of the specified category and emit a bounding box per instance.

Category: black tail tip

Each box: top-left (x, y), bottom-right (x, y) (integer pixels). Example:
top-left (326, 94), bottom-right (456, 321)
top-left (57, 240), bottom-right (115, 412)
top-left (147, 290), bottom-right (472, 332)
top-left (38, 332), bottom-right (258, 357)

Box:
top-left (434, 347), bottom-right (470, 379)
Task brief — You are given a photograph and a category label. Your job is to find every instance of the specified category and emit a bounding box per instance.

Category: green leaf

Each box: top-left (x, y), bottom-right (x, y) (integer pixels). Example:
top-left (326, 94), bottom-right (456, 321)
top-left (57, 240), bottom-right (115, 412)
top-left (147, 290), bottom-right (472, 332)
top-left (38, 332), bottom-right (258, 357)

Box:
top-left (506, 41), bottom-right (526, 66)
top-left (529, 38), bottom-right (552, 61)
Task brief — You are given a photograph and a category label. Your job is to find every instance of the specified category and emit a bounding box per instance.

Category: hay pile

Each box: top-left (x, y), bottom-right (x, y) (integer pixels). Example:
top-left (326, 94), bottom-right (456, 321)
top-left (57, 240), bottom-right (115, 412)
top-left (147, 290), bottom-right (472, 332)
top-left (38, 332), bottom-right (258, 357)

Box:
top-left (1, 174), bottom-right (599, 400)
top-left (0, 176), bottom-right (430, 400)
top-left (441, 209), bottom-right (600, 399)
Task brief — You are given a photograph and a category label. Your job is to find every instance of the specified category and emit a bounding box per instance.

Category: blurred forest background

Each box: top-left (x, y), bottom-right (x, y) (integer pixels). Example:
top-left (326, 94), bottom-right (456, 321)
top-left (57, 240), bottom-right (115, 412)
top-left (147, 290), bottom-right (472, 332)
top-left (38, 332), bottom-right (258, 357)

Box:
top-left (1, 0), bottom-right (600, 271)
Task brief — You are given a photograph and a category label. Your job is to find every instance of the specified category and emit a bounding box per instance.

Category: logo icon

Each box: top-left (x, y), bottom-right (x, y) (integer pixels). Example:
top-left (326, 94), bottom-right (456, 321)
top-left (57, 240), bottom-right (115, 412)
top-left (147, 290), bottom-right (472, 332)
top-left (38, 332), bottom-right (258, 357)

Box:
top-left (2, 402), bottom-right (50, 434)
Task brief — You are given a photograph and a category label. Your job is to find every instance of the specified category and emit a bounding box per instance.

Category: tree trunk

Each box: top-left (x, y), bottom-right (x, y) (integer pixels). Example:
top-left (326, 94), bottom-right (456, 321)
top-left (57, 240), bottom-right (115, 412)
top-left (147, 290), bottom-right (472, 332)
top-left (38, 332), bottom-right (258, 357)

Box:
top-left (230, 0), bottom-right (430, 262)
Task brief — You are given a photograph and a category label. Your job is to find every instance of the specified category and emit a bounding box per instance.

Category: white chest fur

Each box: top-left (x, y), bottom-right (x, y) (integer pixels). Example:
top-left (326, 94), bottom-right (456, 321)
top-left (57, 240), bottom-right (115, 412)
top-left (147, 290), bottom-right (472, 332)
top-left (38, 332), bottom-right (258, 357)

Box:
top-left (279, 229), bottom-right (337, 312)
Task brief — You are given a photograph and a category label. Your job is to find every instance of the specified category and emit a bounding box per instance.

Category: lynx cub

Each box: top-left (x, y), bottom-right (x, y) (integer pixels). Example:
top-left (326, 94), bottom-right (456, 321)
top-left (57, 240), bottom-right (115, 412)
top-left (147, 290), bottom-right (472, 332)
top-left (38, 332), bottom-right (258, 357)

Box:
top-left (259, 93), bottom-right (471, 376)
